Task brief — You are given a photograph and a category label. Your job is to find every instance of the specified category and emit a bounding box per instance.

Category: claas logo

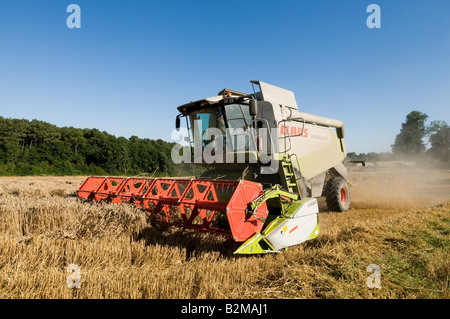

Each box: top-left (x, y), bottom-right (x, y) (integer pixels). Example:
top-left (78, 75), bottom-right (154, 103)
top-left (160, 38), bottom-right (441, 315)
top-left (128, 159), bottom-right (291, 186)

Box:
top-left (279, 125), bottom-right (309, 138)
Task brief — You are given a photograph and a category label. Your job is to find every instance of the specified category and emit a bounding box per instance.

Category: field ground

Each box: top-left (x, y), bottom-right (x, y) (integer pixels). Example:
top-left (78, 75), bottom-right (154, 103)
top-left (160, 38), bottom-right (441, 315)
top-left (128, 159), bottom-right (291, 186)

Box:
top-left (0, 167), bottom-right (449, 299)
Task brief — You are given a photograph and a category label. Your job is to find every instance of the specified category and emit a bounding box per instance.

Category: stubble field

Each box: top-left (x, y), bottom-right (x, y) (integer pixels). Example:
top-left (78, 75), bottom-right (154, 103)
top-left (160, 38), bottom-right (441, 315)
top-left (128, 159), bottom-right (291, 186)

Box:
top-left (0, 167), bottom-right (449, 299)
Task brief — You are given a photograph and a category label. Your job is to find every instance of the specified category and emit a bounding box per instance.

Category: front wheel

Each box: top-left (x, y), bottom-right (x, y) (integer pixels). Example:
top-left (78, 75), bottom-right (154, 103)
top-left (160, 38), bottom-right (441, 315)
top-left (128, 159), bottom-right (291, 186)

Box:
top-left (325, 177), bottom-right (351, 212)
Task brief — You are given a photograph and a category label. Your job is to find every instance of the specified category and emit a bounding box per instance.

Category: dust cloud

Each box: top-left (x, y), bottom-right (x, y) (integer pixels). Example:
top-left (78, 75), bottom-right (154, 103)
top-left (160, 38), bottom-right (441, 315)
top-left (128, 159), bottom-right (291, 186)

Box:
top-left (347, 166), bottom-right (450, 210)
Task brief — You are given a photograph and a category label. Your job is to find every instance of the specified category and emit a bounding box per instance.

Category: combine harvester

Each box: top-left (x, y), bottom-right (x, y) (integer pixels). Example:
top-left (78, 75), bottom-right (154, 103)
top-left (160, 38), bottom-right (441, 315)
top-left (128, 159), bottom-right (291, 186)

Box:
top-left (77, 81), bottom-right (350, 254)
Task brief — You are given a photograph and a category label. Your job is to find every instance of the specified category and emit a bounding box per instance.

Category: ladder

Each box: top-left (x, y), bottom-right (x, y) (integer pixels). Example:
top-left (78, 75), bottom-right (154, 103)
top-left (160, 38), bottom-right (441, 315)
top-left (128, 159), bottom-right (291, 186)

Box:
top-left (280, 155), bottom-right (300, 194)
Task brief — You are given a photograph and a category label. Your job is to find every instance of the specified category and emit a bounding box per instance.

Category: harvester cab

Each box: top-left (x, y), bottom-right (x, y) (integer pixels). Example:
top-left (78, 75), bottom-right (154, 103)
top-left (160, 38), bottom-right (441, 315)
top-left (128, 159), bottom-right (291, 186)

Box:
top-left (78, 81), bottom-right (350, 254)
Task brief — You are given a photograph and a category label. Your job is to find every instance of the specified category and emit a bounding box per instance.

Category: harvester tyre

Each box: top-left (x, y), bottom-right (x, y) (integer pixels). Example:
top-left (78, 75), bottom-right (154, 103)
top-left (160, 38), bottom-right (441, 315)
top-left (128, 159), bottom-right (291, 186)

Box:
top-left (325, 177), bottom-right (350, 212)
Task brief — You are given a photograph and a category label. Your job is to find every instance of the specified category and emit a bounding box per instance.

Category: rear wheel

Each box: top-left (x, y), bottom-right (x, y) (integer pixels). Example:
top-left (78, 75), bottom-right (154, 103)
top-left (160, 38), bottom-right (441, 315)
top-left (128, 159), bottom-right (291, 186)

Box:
top-left (325, 177), bottom-right (351, 212)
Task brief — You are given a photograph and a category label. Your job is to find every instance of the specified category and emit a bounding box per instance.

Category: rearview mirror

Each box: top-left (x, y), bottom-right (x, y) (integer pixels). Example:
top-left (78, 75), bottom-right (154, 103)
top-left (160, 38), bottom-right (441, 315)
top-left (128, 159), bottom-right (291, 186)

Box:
top-left (249, 99), bottom-right (257, 117)
top-left (175, 116), bottom-right (181, 131)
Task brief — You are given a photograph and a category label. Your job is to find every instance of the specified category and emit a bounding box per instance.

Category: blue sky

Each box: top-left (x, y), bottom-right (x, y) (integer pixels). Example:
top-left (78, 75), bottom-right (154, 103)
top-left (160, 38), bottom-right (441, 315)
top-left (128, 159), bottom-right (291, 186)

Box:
top-left (0, 0), bottom-right (449, 153)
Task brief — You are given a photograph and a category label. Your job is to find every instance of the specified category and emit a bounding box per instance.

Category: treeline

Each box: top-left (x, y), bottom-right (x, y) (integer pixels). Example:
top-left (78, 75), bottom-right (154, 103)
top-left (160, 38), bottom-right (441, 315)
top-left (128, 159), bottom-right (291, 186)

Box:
top-left (346, 152), bottom-right (394, 163)
top-left (346, 111), bottom-right (449, 167)
top-left (0, 116), bottom-right (198, 176)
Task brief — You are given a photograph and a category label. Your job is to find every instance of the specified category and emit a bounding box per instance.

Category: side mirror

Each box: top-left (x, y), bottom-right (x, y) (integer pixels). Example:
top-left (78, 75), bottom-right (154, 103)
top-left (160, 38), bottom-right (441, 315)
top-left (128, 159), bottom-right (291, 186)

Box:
top-left (175, 116), bottom-right (181, 131)
top-left (249, 99), bottom-right (257, 117)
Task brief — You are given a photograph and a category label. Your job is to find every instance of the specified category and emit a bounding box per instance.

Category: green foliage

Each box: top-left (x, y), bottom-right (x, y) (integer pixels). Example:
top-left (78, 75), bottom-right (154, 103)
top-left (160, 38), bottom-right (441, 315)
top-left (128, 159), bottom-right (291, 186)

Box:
top-left (345, 152), bottom-right (394, 163)
top-left (426, 120), bottom-right (449, 163)
top-left (0, 116), bottom-right (186, 176)
top-left (348, 112), bottom-right (448, 167)
top-left (392, 111), bottom-right (429, 156)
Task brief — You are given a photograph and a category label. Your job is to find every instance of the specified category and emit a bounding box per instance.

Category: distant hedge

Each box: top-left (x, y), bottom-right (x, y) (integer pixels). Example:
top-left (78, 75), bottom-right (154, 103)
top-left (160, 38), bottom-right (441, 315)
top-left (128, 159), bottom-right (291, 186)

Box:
top-left (0, 116), bottom-right (200, 177)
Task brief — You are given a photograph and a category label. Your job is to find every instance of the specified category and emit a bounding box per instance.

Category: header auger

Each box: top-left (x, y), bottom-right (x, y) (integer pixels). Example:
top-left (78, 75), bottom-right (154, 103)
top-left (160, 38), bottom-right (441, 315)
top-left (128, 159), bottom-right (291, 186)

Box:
top-left (77, 81), bottom-right (350, 254)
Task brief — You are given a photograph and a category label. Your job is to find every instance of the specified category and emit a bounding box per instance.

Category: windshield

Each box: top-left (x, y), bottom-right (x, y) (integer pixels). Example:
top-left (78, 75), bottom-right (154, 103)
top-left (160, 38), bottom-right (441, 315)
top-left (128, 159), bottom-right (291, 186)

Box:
top-left (223, 103), bottom-right (253, 129)
top-left (188, 103), bottom-right (254, 151)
